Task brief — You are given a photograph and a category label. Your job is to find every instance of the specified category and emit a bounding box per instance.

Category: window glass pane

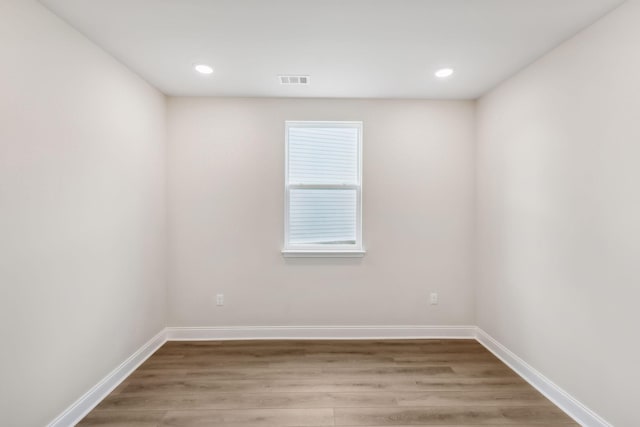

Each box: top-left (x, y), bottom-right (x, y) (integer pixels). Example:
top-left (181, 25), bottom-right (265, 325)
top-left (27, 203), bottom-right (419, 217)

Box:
top-left (289, 127), bottom-right (358, 184)
top-left (289, 188), bottom-right (357, 245)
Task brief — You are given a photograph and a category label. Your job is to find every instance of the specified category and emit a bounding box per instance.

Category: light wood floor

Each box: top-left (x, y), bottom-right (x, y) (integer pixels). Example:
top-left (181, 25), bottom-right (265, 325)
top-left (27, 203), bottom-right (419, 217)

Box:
top-left (79, 339), bottom-right (578, 426)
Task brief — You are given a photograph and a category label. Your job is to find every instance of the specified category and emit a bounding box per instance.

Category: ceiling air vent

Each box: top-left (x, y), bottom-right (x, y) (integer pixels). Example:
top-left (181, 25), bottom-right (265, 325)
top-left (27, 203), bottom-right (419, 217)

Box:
top-left (279, 75), bottom-right (310, 85)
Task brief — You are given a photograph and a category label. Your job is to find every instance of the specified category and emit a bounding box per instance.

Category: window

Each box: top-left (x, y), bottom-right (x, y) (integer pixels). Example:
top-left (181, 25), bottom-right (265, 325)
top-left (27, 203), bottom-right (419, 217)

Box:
top-left (283, 121), bottom-right (364, 257)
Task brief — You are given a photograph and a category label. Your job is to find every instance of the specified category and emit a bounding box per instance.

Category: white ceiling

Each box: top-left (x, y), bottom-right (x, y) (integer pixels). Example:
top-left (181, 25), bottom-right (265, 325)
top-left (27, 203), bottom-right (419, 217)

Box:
top-left (40, 0), bottom-right (624, 99)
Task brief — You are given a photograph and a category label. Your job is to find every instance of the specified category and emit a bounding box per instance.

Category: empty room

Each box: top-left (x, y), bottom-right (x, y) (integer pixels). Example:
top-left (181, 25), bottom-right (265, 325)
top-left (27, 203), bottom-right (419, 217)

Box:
top-left (1, 0), bottom-right (639, 426)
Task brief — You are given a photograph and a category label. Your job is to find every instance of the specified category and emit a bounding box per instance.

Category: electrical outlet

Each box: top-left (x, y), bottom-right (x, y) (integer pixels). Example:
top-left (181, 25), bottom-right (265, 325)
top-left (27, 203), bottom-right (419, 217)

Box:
top-left (216, 294), bottom-right (224, 306)
top-left (430, 292), bottom-right (439, 305)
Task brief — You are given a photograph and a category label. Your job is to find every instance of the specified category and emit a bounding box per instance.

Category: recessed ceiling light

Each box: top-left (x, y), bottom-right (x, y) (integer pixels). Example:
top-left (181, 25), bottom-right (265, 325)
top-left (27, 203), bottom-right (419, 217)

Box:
top-left (435, 68), bottom-right (454, 78)
top-left (194, 64), bottom-right (214, 75)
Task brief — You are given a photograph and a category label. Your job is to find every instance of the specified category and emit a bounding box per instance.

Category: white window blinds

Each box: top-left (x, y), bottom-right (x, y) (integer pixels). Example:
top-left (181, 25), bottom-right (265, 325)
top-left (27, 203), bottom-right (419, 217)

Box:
top-left (289, 188), bottom-right (357, 245)
top-left (285, 122), bottom-right (363, 252)
top-left (288, 127), bottom-right (359, 185)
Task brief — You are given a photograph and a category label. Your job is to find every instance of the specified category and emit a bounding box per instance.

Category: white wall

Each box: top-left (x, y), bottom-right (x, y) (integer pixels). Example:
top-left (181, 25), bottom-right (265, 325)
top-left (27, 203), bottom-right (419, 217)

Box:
top-left (476, 1), bottom-right (640, 426)
top-left (5, 0), bottom-right (637, 424)
top-left (167, 97), bottom-right (475, 327)
top-left (0, 1), bottom-right (167, 426)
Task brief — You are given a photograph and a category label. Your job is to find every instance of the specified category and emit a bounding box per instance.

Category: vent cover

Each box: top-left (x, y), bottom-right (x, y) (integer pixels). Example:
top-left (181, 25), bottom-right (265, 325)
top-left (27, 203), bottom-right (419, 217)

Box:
top-left (279, 75), bottom-right (310, 85)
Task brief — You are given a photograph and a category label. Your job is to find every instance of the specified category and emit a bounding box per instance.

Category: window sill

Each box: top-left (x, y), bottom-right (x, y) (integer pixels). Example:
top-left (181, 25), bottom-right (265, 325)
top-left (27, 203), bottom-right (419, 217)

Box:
top-left (281, 249), bottom-right (366, 258)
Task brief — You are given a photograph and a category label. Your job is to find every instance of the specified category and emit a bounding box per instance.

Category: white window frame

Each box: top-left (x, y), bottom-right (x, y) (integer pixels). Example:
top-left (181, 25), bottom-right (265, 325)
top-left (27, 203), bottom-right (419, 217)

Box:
top-left (282, 120), bottom-right (365, 257)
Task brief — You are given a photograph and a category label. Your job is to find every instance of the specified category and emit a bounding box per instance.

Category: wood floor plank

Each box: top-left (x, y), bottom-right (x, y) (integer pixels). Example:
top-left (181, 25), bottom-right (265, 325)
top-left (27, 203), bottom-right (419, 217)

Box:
top-left (334, 406), bottom-right (577, 425)
top-left (120, 377), bottom-right (531, 394)
top-left (394, 390), bottom-right (551, 407)
top-left (79, 340), bottom-right (577, 426)
top-left (159, 408), bottom-right (334, 426)
top-left (96, 391), bottom-right (397, 411)
top-left (130, 365), bottom-right (507, 382)
top-left (77, 410), bottom-right (166, 426)
top-left (96, 389), bottom-right (551, 412)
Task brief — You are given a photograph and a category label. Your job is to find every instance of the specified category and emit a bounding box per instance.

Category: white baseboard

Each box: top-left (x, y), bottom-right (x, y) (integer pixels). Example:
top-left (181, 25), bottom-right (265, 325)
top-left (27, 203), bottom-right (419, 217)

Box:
top-left (47, 329), bottom-right (167, 427)
top-left (165, 325), bottom-right (477, 340)
top-left (47, 325), bottom-right (609, 427)
top-left (475, 328), bottom-right (612, 427)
